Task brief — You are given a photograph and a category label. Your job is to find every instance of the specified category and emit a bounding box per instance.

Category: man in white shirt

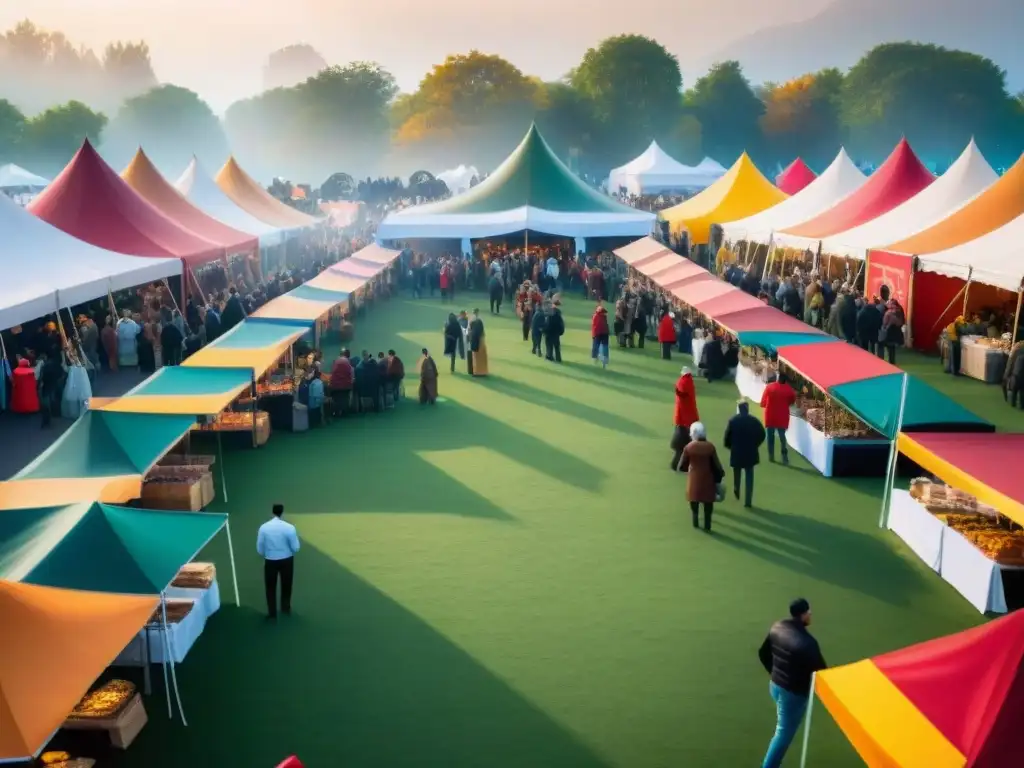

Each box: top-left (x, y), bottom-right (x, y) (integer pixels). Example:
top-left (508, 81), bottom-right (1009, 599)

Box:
top-left (256, 504), bottom-right (300, 619)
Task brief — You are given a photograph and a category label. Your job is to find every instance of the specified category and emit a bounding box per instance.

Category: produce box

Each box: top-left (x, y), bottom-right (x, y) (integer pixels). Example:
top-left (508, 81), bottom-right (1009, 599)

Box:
top-left (158, 454), bottom-right (216, 469)
top-left (171, 562), bottom-right (216, 589)
top-left (141, 468), bottom-right (214, 511)
top-left (63, 689), bottom-right (148, 750)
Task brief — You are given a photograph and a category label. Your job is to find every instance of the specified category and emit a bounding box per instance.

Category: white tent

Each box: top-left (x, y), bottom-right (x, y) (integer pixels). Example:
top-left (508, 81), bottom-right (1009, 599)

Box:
top-left (0, 164), bottom-right (49, 189)
top-left (720, 149), bottom-right (866, 244)
top-left (607, 142), bottom-right (726, 195)
top-left (0, 193), bottom-right (180, 330)
top-left (437, 165), bottom-right (479, 194)
top-left (817, 140), bottom-right (997, 260)
top-left (175, 158), bottom-right (286, 246)
top-left (377, 206), bottom-right (655, 240)
top-left (916, 212), bottom-right (1024, 292)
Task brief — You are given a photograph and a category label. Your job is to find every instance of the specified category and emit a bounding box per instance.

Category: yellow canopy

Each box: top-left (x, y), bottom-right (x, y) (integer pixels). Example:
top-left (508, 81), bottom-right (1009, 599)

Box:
top-left (659, 154), bottom-right (787, 244)
top-left (0, 477), bottom-right (142, 511)
top-left (251, 295), bottom-right (338, 323)
top-left (182, 342), bottom-right (293, 374)
top-left (304, 270), bottom-right (370, 295)
top-left (215, 157), bottom-right (318, 229)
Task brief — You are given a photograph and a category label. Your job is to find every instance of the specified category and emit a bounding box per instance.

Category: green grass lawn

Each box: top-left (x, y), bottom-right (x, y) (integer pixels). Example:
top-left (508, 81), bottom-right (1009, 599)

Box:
top-left (114, 293), bottom-right (1005, 768)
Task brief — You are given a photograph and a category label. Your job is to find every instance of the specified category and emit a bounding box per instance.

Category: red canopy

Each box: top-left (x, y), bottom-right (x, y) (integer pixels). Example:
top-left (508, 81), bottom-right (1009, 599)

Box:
top-left (775, 339), bottom-right (900, 389)
top-left (776, 159), bottom-right (817, 195)
top-left (692, 289), bottom-right (764, 316)
top-left (672, 279), bottom-right (736, 307)
top-left (781, 139), bottom-right (934, 239)
top-left (122, 149), bottom-right (257, 258)
top-left (28, 140), bottom-right (225, 268)
top-left (716, 306), bottom-right (825, 334)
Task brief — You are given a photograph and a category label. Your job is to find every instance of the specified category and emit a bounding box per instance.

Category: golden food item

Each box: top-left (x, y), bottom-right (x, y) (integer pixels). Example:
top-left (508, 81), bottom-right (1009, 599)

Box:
top-left (41, 751), bottom-right (70, 765)
top-left (171, 562), bottom-right (216, 589)
top-left (68, 680), bottom-right (135, 719)
top-left (148, 601), bottom-right (194, 625)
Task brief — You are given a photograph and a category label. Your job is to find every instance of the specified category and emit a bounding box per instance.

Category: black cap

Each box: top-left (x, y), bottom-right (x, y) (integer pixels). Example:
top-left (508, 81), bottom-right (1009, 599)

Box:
top-left (789, 598), bottom-right (810, 618)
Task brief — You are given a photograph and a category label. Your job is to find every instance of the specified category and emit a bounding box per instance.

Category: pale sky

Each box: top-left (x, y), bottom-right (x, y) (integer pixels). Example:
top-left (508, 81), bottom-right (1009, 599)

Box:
top-left (0, 0), bottom-right (834, 112)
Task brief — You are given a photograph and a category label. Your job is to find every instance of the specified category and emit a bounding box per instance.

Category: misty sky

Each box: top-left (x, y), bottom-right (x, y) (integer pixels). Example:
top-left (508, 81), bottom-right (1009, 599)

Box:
top-left (1, 0), bottom-right (836, 112)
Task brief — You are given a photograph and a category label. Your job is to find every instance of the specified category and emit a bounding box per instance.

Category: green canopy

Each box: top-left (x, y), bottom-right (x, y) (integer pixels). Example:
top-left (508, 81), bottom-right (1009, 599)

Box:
top-left (209, 320), bottom-right (304, 350)
top-left (735, 331), bottom-right (834, 355)
top-left (408, 125), bottom-right (636, 215)
top-left (829, 375), bottom-right (992, 439)
top-left (131, 366), bottom-right (253, 397)
top-left (15, 411), bottom-right (196, 480)
top-left (0, 502), bottom-right (226, 594)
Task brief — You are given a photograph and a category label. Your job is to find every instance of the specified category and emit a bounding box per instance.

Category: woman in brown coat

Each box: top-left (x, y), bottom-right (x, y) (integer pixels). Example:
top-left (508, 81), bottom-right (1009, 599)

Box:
top-left (680, 422), bottom-right (725, 532)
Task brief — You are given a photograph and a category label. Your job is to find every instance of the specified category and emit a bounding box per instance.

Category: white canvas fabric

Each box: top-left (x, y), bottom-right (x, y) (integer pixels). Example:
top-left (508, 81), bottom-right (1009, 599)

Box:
top-left (608, 142), bottom-right (726, 196)
top-left (818, 140), bottom-right (997, 260)
top-left (175, 157), bottom-right (287, 246)
top-left (0, 193), bottom-right (180, 329)
top-left (437, 165), bottom-right (479, 194)
top-left (0, 163), bottom-right (49, 189)
top-left (721, 149), bottom-right (866, 244)
top-left (916, 212), bottom-right (1024, 291)
top-left (376, 205), bottom-right (655, 241)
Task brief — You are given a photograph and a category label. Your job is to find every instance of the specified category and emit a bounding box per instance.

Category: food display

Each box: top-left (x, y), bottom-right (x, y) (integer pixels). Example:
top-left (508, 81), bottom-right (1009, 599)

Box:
top-left (797, 399), bottom-right (877, 439)
top-left (67, 680), bottom-right (136, 720)
top-left (171, 562), bottom-right (216, 589)
top-left (148, 600), bottom-right (194, 625)
top-left (193, 411), bottom-right (269, 431)
top-left (909, 479), bottom-right (1024, 565)
top-left (974, 336), bottom-right (1012, 353)
top-left (41, 753), bottom-right (95, 768)
top-left (142, 465), bottom-right (215, 511)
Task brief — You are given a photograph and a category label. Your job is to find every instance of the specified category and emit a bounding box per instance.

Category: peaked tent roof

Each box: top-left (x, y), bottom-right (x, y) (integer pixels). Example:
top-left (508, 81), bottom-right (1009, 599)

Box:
top-left (377, 126), bottom-right (655, 240)
top-left (608, 141), bottom-right (726, 195)
top-left (27, 140), bottom-right (226, 268)
top-left (882, 152), bottom-right (1024, 255)
top-left (0, 581), bottom-right (158, 761)
top-left (775, 139), bottom-right (935, 249)
top-left (816, 609), bottom-right (1024, 767)
top-left (215, 157), bottom-right (319, 229)
top-left (721, 149), bottom-right (865, 243)
top-left (122, 149), bottom-right (258, 257)
top-left (659, 153), bottom-right (789, 245)
top-left (0, 192), bottom-right (180, 331)
top-left (0, 163), bottom-right (49, 189)
top-left (175, 157), bottom-right (284, 245)
top-left (914, 211), bottom-right (1024, 291)
top-left (0, 501), bottom-right (226, 594)
top-left (817, 139), bottom-right (997, 260)
top-left (775, 158), bottom-right (817, 195)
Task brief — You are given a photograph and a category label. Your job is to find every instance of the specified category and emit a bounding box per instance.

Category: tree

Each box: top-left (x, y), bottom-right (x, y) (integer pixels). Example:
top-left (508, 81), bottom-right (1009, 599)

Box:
top-left (0, 99), bottom-right (26, 163)
top-left (321, 172), bottom-right (356, 200)
top-left (760, 68), bottom-right (844, 169)
top-left (840, 43), bottom-right (1023, 167)
top-left (684, 61), bottom-right (764, 166)
top-left (102, 41), bottom-right (158, 100)
top-left (569, 35), bottom-right (683, 164)
top-left (263, 44), bottom-right (328, 91)
top-left (669, 114), bottom-right (703, 166)
top-left (535, 81), bottom-right (599, 173)
top-left (101, 84), bottom-right (229, 174)
top-left (22, 101), bottom-right (107, 175)
top-left (395, 51), bottom-right (544, 168)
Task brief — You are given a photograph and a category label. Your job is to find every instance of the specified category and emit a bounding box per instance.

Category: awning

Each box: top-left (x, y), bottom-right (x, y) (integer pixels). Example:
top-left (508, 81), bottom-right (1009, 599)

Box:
top-left (732, 331), bottom-right (835, 354)
top-left (0, 477), bottom-right (142, 511)
top-left (0, 581), bottom-right (158, 761)
top-left (92, 365), bottom-right (253, 415)
top-left (182, 319), bottom-right (306, 374)
top-left (250, 294), bottom-right (339, 325)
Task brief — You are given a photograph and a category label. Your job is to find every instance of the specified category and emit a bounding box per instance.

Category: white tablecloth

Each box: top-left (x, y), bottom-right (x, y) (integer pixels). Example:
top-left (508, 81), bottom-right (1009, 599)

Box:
top-left (115, 581), bottom-right (219, 666)
top-left (888, 490), bottom-right (1009, 614)
top-left (165, 578), bottom-right (221, 617)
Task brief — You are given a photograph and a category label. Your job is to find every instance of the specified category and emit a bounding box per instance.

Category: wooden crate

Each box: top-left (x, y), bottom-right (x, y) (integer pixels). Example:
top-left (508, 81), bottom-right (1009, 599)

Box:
top-left (63, 693), bottom-right (148, 750)
top-left (159, 454), bottom-right (216, 469)
top-left (141, 472), bottom-right (215, 511)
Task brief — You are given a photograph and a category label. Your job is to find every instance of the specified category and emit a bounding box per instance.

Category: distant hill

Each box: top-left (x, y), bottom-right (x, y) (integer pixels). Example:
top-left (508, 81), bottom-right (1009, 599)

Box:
top-left (695, 0), bottom-right (1023, 90)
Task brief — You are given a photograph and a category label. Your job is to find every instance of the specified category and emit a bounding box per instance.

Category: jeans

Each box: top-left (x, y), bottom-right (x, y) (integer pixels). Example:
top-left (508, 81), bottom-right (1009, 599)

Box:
top-left (532, 332), bottom-right (543, 355)
top-left (762, 682), bottom-right (808, 768)
top-left (591, 335), bottom-right (609, 364)
top-left (546, 337), bottom-right (562, 362)
top-left (877, 343), bottom-right (896, 364)
top-left (766, 428), bottom-right (789, 461)
top-left (733, 466), bottom-right (754, 506)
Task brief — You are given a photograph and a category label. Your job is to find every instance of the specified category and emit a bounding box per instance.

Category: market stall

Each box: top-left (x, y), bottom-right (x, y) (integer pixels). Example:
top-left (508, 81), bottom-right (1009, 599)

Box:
top-left (607, 141), bottom-right (725, 196)
top-left (957, 335), bottom-right (1010, 383)
top-left (774, 158), bottom-right (816, 195)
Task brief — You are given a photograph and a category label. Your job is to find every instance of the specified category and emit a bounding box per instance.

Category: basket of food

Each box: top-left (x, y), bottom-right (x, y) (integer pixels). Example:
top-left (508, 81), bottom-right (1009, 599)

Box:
top-left (171, 562), bottom-right (216, 590)
top-left (67, 680), bottom-right (136, 721)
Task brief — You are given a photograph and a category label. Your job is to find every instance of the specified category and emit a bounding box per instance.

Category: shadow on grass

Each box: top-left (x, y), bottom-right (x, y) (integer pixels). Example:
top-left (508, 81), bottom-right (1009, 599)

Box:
top-left (73, 544), bottom-right (611, 768)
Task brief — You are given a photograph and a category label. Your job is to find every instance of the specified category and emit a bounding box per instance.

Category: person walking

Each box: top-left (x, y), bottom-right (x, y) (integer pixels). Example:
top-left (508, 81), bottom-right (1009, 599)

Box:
top-left (591, 300), bottom-right (610, 368)
top-left (670, 366), bottom-right (700, 470)
top-left (657, 310), bottom-right (677, 360)
top-left (443, 313), bottom-right (461, 373)
top-left (678, 422), bottom-right (724, 532)
top-left (257, 504), bottom-right (300, 620)
top-left (758, 598), bottom-right (827, 768)
top-left (760, 372), bottom-right (797, 464)
top-left (723, 398), bottom-right (766, 507)
top-left (418, 348), bottom-right (439, 405)
top-left (530, 302), bottom-right (546, 356)
top-left (545, 300), bottom-right (565, 362)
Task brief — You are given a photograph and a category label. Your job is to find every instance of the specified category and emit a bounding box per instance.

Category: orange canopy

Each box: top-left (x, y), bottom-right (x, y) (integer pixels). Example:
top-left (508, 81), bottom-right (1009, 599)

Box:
top-left (0, 581), bottom-right (158, 760)
top-left (883, 153), bottom-right (1024, 254)
top-left (215, 158), bottom-right (318, 229)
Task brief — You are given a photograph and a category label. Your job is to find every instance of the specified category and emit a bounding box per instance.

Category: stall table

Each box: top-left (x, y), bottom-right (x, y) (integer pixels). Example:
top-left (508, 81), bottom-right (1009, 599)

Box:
top-left (115, 582), bottom-right (216, 666)
top-left (958, 335), bottom-right (1008, 383)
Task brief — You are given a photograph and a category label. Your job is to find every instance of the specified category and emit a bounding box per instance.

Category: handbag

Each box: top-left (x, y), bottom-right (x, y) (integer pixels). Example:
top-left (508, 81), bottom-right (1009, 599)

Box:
top-left (715, 483), bottom-right (726, 503)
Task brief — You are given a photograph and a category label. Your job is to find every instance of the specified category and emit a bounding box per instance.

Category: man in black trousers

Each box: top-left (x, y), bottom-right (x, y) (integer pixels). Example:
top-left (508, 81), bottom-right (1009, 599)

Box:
top-left (545, 300), bottom-right (565, 362)
top-left (256, 504), bottom-right (301, 620)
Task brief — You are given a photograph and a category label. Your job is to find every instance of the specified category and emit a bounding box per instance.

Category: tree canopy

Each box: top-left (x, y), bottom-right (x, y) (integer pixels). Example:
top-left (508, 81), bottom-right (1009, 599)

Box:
top-left (685, 61), bottom-right (765, 166)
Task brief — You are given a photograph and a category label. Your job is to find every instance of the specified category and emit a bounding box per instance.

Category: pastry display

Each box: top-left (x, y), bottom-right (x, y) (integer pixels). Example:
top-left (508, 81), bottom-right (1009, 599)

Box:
top-left (67, 680), bottom-right (135, 720)
top-left (171, 562), bottom-right (216, 589)
top-left (193, 411), bottom-right (269, 432)
top-left (148, 601), bottom-right (194, 625)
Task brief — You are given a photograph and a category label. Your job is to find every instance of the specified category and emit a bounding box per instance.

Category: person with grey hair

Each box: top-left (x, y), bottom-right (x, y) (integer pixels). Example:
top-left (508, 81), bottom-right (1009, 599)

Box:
top-left (679, 421), bottom-right (725, 531)
top-left (723, 398), bottom-right (766, 507)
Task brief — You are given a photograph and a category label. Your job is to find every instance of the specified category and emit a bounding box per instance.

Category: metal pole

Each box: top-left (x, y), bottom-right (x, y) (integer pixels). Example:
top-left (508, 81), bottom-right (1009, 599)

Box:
top-left (1011, 282), bottom-right (1023, 346)
top-left (879, 373), bottom-right (910, 529)
top-left (225, 519), bottom-right (241, 606)
top-left (217, 431), bottom-right (228, 502)
top-left (799, 672), bottom-right (816, 768)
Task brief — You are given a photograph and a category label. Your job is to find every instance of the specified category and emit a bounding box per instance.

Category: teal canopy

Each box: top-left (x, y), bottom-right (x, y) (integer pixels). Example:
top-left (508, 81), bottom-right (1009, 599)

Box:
top-left (16, 411), bottom-right (195, 480)
top-left (209, 320), bottom-right (304, 350)
top-left (735, 331), bottom-right (834, 355)
top-left (0, 502), bottom-right (226, 594)
top-left (829, 375), bottom-right (992, 439)
top-left (288, 284), bottom-right (349, 303)
top-left (130, 366), bottom-right (253, 397)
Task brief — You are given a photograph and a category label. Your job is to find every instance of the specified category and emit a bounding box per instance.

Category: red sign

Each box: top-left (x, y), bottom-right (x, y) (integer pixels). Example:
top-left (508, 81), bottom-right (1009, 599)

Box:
top-left (866, 251), bottom-right (912, 309)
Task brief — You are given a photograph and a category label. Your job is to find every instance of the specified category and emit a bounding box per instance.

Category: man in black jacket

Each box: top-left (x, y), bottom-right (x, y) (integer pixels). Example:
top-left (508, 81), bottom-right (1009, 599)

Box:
top-left (723, 399), bottom-right (766, 507)
top-left (758, 598), bottom-right (827, 768)
top-left (545, 301), bottom-right (565, 362)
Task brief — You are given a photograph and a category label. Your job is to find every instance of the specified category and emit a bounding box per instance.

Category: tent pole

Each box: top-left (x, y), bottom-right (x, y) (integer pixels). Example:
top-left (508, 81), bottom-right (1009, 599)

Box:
top-left (799, 672), bottom-right (816, 768)
top-left (879, 373), bottom-right (909, 529)
top-left (158, 598), bottom-right (172, 718)
top-left (1012, 282), bottom-right (1024, 346)
top-left (928, 282), bottom-right (969, 338)
top-left (161, 593), bottom-right (188, 726)
top-left (962, 272), bottom-right (973, 318)
top-left (905, 257), bottom-right (917, 348)
top-left (225, 519), bottom-right (241, 606)
top-left (217, 430), bottom-right (228, 502)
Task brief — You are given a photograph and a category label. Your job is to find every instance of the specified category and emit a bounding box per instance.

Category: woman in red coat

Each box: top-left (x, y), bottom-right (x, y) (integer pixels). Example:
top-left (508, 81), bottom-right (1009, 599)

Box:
top-left (11, 358), bottom-right (40, 414)
top-left (759, 372), bottom-right (797, 464)
top-left (657, 310), bottom-right (678, 360)
top-left (671, 366), bottom-right (700, 470)
top-left (590, 301), bottom-right (610, 368)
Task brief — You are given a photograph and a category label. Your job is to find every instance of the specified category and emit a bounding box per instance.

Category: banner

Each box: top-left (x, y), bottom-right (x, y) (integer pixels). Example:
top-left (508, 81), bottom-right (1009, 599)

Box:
top-left (866, 250), bottom-right (912, 309)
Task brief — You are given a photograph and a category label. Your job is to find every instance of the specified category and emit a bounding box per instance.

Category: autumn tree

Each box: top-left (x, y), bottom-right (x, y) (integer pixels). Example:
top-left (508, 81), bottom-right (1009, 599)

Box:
top-left (760, 68), bottom-right (844, 169)
top-left (684, 61), bottom-right (764, 166)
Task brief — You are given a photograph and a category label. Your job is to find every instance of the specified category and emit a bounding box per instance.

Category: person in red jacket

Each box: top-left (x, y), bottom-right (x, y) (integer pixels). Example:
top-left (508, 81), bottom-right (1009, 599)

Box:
top-left (11, 358), bottom-right (40, 414)
top-left (760, 372), bottom-right (797, 464)
top-left (671, 366), bottom-right (700, 470)
top-left (657, 310), bottom-right (678, 360)
top-left (590, 300), bottom-right (610, 368)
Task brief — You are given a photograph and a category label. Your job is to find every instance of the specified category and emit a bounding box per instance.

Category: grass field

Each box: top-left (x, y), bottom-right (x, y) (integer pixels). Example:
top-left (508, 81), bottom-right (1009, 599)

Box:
top-left (110, 292), bottom-right (1012, 768)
